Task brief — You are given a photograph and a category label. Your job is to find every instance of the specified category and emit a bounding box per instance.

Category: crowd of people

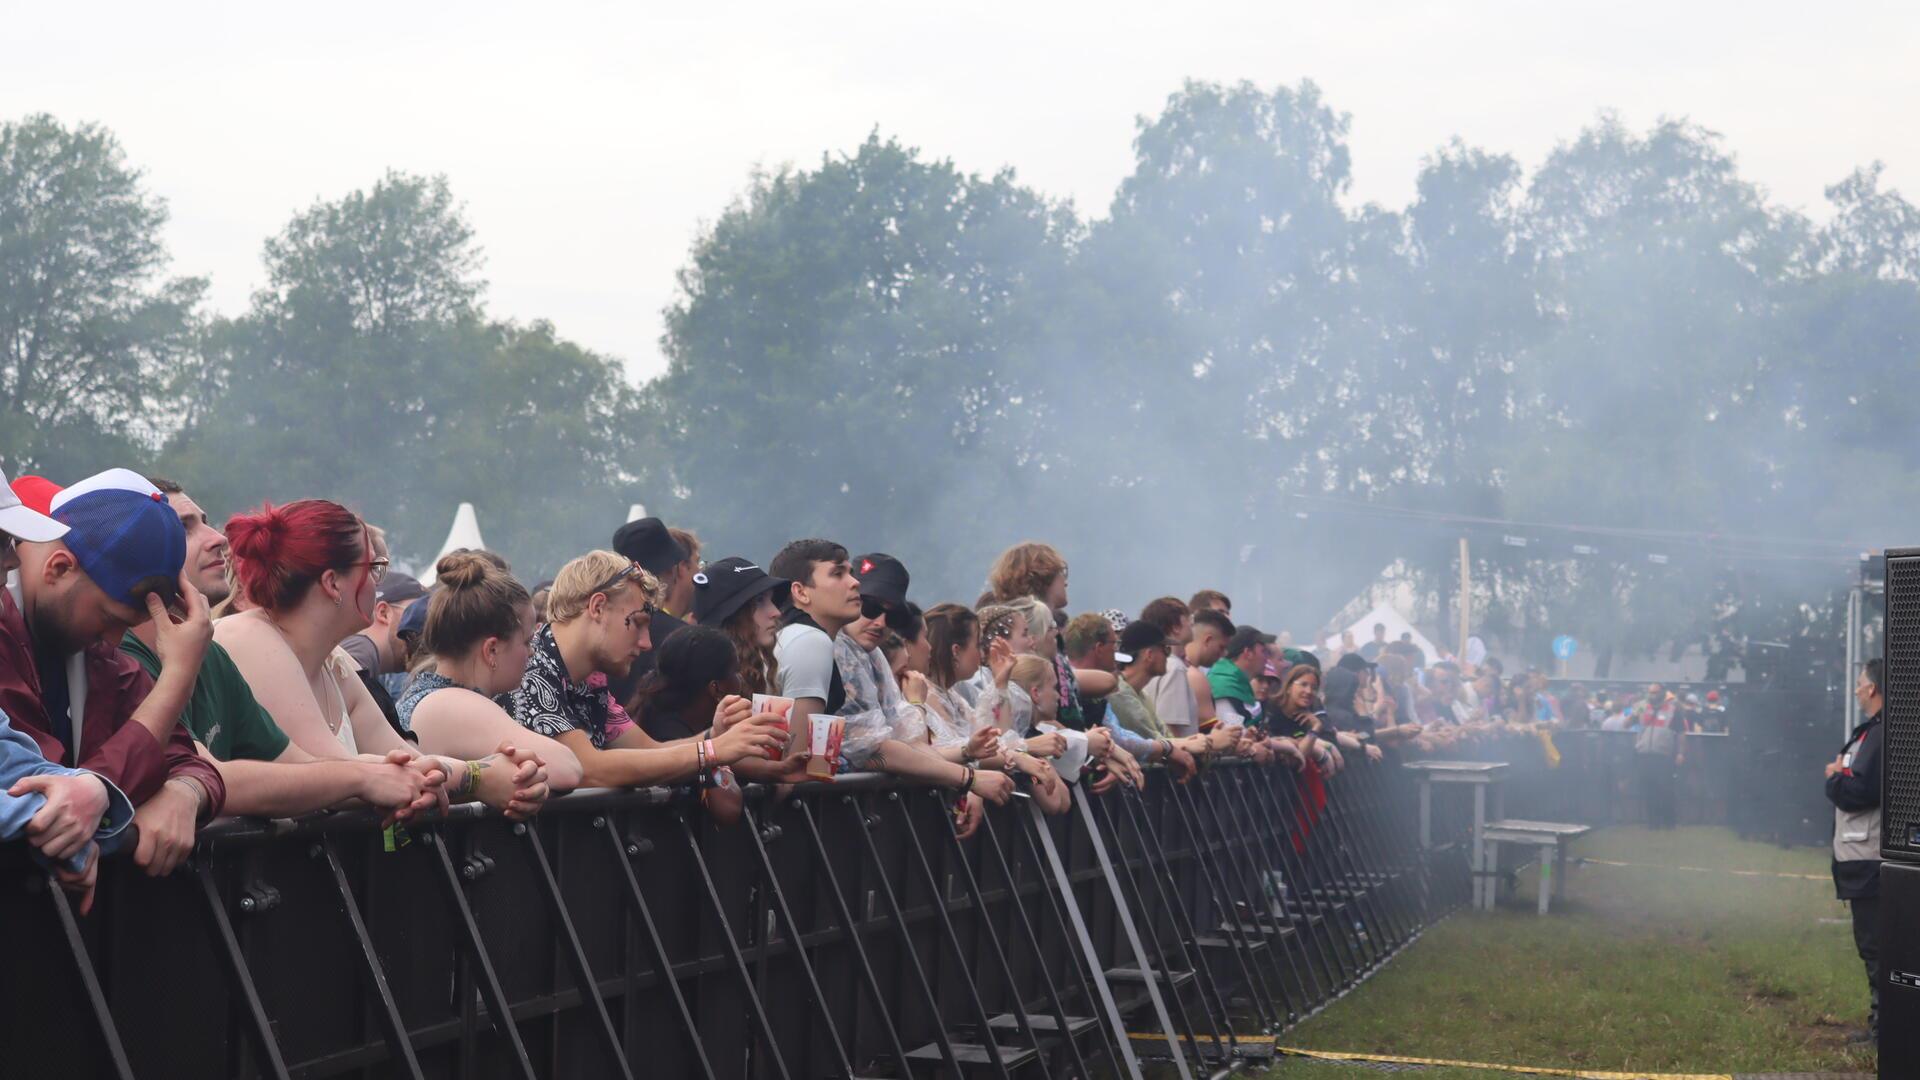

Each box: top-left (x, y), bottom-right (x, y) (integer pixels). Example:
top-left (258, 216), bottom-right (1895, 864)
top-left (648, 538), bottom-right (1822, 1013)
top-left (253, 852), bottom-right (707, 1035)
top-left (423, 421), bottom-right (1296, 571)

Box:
top-left (1320, 622), bottom-right (1732, 734)
top-left (0, 463), bottom-right (1562, 914)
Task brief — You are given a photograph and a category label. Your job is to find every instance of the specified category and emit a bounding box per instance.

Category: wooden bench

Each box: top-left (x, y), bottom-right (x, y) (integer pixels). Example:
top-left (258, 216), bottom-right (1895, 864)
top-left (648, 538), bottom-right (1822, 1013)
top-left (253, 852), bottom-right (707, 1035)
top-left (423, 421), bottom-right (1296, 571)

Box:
top-left (1481, 820), bottom-right (1591, 914)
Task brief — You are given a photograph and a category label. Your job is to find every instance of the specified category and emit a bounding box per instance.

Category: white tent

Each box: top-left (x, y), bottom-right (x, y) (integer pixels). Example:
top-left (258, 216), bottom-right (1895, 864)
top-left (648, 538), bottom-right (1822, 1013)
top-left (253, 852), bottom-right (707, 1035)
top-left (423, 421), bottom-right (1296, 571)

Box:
top-left (418, 502), bottom-right (487, 586)
top-left (626, 503), bottom-right (648, 523)
top-left (1323, 602), bottom-right (1445, 664)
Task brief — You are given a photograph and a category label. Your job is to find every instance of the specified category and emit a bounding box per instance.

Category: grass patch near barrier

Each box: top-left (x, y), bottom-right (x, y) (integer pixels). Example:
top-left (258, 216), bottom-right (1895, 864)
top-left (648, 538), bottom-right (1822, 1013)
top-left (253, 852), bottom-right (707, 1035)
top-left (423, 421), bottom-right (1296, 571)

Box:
top-left (1265, 826), bottom-right (1872, 1078)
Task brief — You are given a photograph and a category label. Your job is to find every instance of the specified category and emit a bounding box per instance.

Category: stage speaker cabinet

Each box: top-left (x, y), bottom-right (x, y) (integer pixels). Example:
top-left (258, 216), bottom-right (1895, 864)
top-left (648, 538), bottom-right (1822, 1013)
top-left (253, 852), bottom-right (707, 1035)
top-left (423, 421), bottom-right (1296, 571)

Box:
top-left (1885, 548), bottom-right (1920, 861)
top-left (1882, 861), bottom-right (1920, 1071)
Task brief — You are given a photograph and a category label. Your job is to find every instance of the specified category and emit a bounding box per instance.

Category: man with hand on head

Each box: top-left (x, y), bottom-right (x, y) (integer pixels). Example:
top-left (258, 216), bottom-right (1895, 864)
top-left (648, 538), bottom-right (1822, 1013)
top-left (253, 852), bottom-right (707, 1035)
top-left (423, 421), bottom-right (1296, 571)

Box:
top-left (1, 468), bottom-right (226, 877)
top-left (0, 468), bottom-right (136, 909)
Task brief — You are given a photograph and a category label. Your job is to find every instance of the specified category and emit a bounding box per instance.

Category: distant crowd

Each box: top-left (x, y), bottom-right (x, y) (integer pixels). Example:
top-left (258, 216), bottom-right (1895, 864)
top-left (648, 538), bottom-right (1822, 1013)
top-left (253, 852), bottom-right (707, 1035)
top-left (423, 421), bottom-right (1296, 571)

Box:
top-left (1317, 622), bottom-right (1732, 735)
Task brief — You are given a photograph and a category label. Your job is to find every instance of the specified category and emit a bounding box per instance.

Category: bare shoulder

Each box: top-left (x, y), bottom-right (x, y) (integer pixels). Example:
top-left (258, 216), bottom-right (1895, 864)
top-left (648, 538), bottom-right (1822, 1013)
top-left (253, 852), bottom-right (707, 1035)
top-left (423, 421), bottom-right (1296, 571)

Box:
top-left (212, 609), bottom-right (273, 645)
top-left (212, 611), bottom-right (292, 670)
top-left (411, 684), bottom-right (508, 725)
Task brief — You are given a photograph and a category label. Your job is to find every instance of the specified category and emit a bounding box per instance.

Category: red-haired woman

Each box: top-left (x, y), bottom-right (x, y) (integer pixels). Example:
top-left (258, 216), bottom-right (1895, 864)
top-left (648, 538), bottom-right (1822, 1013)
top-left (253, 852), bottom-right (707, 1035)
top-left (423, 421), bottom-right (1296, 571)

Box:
top-left (215, 500), bottom-right (550, 819)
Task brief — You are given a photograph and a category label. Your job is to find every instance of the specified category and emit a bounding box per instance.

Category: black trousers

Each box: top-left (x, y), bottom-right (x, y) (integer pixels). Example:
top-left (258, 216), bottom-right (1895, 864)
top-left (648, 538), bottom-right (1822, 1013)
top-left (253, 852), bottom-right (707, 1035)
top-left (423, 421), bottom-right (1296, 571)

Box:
top-left (1635, 755), bottom-right (1677, 829)
top-left (1851, 894), bottom-right (1881, 1036)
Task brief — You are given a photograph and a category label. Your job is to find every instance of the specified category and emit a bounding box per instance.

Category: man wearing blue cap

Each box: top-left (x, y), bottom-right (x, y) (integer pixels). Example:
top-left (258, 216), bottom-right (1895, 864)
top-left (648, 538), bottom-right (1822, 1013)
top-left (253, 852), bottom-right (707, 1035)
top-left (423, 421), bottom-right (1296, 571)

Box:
top-left (0, 464), bottom-right (137, 910)
top-left (1, 468), bottom-right (226, 877)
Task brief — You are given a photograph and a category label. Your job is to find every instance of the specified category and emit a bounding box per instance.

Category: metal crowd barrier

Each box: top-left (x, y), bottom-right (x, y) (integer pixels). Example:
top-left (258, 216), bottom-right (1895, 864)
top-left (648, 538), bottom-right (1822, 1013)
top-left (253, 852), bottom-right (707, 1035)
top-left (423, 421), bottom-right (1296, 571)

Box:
top-left (1, 750), bottom-right (1459, 1079)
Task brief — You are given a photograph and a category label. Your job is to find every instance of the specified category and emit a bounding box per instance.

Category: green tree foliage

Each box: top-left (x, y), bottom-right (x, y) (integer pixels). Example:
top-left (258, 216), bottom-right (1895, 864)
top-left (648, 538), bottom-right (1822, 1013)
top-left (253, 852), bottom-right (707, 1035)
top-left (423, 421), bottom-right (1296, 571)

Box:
top-left (161, 171), bottom-right (635, 575)
top-left (643, 134), bottom-right (1077, 599)
top-left (7, 91), bottom-right (1919, 668)
top-left (0, 115), bottom-right (203, 475)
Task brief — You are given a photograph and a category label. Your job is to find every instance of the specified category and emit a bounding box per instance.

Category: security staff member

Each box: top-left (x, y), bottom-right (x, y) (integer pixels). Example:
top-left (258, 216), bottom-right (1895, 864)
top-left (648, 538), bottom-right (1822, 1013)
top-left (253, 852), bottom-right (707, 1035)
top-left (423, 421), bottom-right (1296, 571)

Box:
top-left (1825, 658), bottom-right (1884, 1046)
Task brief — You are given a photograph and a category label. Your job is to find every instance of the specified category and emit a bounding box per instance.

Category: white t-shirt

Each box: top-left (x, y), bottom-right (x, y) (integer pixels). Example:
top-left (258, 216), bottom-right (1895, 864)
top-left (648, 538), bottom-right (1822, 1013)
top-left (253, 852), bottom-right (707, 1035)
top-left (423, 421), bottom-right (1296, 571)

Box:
top-left (1215, 697), bottom-right (1257, 727)
top-left (774, 622), bottom-right (836, 703)
top-left (1146, 656), bottom-right (1199, 736)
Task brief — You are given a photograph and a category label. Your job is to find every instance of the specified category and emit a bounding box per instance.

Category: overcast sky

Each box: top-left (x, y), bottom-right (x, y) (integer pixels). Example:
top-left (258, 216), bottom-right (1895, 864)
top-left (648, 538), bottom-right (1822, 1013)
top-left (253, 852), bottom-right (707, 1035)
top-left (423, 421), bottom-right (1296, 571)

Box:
top-left (8, 0), bottom-right (1916, 381)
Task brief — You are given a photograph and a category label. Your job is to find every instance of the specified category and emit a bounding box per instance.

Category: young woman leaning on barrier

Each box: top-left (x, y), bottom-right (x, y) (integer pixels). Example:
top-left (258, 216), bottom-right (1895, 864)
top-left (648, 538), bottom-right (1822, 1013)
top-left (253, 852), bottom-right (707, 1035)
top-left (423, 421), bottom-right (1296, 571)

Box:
top-left (1261, 664), bottom-right (1324, 772)
top-left (215, 500), bottom-right (551, 820)
top-left (395, 552), bottom-right (585, 792)
top-left (921, 603), bottom-right (1013, 762)
top-left (1002, 653), bottom-right (1075, 815)
top-left (690, 555), bottom-right (785, 697)
top-left (510, 551), bottom-right (789, 790)
top-left (631, 625), bottom-right (813, 824)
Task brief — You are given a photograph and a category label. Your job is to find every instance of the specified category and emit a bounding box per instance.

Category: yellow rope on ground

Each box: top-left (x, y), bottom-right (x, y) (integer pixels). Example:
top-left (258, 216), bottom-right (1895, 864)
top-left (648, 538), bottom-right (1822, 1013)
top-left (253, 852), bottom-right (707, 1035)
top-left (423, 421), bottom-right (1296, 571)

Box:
top-left (1579, 858), bottom-right (1829, 882)
top-left (1274, 1044), bottom-right (1732, 1079)
top-left (1125, 1034), bottom-right (1732, 1079)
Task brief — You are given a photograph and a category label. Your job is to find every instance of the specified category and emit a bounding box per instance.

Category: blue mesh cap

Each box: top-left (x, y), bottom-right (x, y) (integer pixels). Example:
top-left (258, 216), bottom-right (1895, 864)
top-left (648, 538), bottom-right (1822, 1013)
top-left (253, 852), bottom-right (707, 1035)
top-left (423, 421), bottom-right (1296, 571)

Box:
top-left (46, 469), bottom-right (186, 609)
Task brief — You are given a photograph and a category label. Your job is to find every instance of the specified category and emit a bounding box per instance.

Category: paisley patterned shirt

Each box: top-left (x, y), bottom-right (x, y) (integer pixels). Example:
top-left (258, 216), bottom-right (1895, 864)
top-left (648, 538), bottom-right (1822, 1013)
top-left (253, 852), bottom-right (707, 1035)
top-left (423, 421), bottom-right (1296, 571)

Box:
top-left (510, 623), bottom-right (621, 749)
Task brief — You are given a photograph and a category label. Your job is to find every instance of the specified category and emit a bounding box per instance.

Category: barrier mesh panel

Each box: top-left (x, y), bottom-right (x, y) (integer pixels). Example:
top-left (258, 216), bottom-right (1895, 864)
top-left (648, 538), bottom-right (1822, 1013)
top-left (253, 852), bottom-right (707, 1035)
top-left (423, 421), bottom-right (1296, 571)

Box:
top-left (1884, 554), bottom-right (1920, 858)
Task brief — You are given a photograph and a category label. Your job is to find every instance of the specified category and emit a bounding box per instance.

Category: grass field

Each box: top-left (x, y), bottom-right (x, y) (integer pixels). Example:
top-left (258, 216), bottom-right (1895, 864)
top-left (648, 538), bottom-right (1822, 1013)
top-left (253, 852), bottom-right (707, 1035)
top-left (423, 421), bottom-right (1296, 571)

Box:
top-left (1263, 826), bottom-right (1874, 1078)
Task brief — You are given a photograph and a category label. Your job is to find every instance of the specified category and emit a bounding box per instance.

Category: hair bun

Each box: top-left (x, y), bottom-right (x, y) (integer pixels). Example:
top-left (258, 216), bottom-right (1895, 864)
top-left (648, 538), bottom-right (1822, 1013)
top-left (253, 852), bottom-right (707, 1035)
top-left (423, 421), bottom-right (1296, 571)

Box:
top-left (224, 503), bottom-right (289, 561)
top-left (436, 551), bottom-right (491, 589)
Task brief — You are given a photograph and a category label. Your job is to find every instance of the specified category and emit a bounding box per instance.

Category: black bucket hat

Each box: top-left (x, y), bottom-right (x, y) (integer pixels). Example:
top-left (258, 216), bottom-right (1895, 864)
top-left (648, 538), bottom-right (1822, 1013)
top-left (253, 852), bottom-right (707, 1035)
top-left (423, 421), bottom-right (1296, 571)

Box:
top-left (692, 556), bottom-right (792, 627)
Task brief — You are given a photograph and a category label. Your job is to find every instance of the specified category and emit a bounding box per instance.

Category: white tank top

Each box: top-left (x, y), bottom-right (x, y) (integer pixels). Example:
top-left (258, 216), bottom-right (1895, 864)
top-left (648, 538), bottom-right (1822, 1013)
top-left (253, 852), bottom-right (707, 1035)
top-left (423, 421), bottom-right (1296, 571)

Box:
top-left (322, 649), bottom-right (359, 756)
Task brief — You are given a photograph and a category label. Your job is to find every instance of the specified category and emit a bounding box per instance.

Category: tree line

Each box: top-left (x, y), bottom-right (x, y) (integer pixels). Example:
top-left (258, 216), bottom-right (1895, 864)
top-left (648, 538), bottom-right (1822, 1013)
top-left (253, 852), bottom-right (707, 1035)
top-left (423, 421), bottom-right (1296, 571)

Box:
top-left (4, 80), bottom-right (1916, 670)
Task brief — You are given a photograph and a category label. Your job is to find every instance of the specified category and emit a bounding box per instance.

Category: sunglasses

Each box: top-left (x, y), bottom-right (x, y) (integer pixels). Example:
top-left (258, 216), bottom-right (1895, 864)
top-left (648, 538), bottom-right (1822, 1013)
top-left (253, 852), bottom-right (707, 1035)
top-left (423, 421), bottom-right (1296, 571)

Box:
top-left (860, 595), bottom-right (891, 621)
top-left (590, 561), bottom-right (644, 597)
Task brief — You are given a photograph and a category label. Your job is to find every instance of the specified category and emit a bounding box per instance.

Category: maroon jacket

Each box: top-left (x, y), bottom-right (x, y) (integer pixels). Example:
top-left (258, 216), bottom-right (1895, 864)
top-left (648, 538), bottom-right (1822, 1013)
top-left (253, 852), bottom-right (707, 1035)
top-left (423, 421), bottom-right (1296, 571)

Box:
top-left (0, 589), bottom-right (225, 815)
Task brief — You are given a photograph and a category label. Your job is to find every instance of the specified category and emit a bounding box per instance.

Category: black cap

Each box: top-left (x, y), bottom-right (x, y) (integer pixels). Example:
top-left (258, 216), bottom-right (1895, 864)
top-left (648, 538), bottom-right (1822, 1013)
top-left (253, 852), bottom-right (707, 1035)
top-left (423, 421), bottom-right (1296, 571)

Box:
top-left (854, 553), bottom-right (910, 609)
top-left (1336, 652), bottom-right (1377, 673)
top-left (1116, 620), bottom-right (1167, 665)
top-left (376, 572), bottom-right (427, 606)
top-left (692, 557), bottom-right (792, 628)
top-left (612, 518), bottom-right (688, 576)
top-left (1225, 626), bottom-right (1276, 658)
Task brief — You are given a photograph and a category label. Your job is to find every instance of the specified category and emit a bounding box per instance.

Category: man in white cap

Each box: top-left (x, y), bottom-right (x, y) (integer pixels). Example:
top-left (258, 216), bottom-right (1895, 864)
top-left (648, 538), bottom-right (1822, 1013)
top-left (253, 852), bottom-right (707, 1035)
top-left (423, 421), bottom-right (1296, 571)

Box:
top-left (2, 467), bottom-right (225, 877)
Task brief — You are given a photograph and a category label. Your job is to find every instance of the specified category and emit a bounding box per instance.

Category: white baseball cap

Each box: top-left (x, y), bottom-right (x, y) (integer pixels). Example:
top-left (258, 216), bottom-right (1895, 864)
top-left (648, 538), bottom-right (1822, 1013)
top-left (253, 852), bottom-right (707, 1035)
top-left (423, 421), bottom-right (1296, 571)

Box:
top-left (0, 463), bottom-right (69, 544)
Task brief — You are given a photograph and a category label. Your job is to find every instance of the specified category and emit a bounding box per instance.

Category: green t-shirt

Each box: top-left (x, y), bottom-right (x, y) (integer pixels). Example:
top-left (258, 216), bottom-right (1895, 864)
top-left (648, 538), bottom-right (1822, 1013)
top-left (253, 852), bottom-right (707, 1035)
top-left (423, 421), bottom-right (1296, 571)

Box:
top-left (120, 632), bottom-right (291, 763)
top-left (1106, 679), bottom-right (1171, 740)
top-left (1209, 658), bottom-right (1256, 706)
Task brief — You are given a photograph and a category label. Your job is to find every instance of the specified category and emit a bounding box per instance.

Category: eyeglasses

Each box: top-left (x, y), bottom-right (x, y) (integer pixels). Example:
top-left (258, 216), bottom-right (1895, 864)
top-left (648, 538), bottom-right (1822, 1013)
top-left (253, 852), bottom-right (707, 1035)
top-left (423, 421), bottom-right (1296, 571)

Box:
top-left (860, 595), bottom-right (891, 621)
top-left (355, 556), bottom-right (390, 584)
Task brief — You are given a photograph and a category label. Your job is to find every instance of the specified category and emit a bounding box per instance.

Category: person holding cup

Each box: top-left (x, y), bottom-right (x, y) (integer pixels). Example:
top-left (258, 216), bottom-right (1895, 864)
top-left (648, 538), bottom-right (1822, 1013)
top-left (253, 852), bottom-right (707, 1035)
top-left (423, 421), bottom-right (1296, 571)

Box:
top-left (631, 625), bottom-right (810, 823)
